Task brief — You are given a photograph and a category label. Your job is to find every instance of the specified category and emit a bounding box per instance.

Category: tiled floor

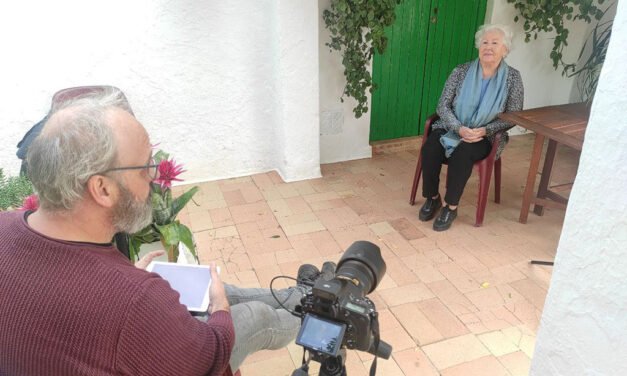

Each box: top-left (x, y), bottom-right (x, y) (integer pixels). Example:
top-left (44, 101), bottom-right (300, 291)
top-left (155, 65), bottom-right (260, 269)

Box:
top-left (176, 133), bottom-right (580, 376)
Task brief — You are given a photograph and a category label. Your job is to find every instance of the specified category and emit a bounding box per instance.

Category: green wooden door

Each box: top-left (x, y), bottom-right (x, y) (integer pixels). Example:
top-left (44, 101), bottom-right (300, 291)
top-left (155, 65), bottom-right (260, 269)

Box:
top-left (370, 0), bottom-right (487, 141)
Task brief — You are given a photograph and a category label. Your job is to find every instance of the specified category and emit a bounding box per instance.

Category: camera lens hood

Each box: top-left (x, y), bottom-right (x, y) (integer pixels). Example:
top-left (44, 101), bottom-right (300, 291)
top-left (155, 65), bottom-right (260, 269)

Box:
top-left (336, 241), bottom-right (386, 294)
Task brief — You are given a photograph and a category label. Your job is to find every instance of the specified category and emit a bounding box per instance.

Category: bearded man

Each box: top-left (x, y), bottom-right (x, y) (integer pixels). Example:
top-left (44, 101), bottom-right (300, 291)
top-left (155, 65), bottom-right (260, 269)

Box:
top-left (0, 90), bottom-right (330, 376)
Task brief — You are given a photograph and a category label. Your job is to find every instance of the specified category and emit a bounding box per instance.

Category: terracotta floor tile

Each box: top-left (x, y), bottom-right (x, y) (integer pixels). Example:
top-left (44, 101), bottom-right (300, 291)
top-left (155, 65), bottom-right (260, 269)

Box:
top-left (427, 280), bottom-right (479, 316)
top-left (281, 221), bottom-right (326, 237)
top-left (188, 210), bottom-right (214, 231)
top-left (465, 287), bottom-right (506, 310)
top-left (390, 303), bottom-right (443, 346)
top-left (477, 330), bottom-right (520, 356)
top-left (361, 357), bottom-right (405, 376)
top-left (369, 221), bottom-right (396, 236)
top-left (308, 230), bottom-right (342, 256)
top-left (389, 217), bottom-right (426, 241)
top-left (284, 196), bottom-right (312, 215)
top-left (267, 199), bottom-right (293, 218)
top-left (440, 355), bottom-right (510, 376)
top-left (315, 206), bottom-right (364, 230)
top-left (240, 351), bottom-right (296, 376)
top-left (179, 135), bottom-right (576, 375)
top-left (223, 189), bottom-right (246, 206)
top-left (302, 191), bottom-right (341, 203)
top-left (509, 278), bottom-right (548, 310)
top-left (276, 184), bottom-right (300, 199)
top-left (422, 248), bottom-right (452, 264)
top-left (384, 256), bottom-right (420, 286)
top-left (379, 231), bottom-right (417, 258)
top-left (276, 212), bottom-right (320, 226)
top-left (421, 334), bottom-right (491, 370)
top-left (392, 348), bottom-right (440, 376)
top-left (417, 298), bottom-right (469, 339)
top-left (379, 282), bottom-right (434, 307)
top-left (308, 198), bottom-right (346, 211)
top-left (208, 207), bottom-right (234, 228)
top-left (498, 351), bottom-right (531, 376)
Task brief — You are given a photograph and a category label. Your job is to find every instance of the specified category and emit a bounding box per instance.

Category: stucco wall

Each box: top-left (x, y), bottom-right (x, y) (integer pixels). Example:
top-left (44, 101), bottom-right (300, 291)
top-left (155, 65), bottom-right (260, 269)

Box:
top-left (318, 0), bottom-right (372, 164)
top-left (0, 0), bottom-right (320, 183)
top-left (486, 0), bottom-right (591, 135)
top-left (530, 1), bottom-right (627, 374)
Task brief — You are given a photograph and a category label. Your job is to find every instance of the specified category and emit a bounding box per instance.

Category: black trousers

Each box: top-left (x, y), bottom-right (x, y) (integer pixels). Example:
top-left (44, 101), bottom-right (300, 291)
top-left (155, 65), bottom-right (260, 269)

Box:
top-left (421, 128), bottom-right (491, 206)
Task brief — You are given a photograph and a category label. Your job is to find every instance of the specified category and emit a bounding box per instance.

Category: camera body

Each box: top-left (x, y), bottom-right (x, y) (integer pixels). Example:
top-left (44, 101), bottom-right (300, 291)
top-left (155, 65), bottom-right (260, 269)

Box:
top-left (300, 276), bottom-right (376, 351)
top-left (296, 241), bottom-right (392, 360)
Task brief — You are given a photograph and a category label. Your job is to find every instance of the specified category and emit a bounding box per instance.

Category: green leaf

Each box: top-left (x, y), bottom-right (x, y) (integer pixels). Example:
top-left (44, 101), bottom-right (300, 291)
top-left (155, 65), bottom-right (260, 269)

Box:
top-left (177, 224), bottom-right (198, 262)
top-left (156, 222), bottom-right (180, 247)
top-left (170, 186), bottom-right (199, 220)
top-left (151, 191), bottom-right (171, 225)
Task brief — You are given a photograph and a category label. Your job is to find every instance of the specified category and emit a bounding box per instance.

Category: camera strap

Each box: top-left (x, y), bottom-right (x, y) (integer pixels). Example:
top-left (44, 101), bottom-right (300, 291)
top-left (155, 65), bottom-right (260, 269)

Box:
top-left (369, 312), bottom-right (380, 376)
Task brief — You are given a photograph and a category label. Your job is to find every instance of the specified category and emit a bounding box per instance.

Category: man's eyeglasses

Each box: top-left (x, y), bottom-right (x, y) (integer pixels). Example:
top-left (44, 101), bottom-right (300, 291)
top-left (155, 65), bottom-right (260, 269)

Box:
top-left (101, 159), bottom-right (160, 180)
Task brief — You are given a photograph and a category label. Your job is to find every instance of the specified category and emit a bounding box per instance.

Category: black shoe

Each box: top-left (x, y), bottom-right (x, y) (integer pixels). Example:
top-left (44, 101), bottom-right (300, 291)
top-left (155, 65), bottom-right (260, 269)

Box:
top-left (433, 206), bottom-right (458, 231)
top-left (297, 264), bottom-right (321, 287)
top-left (320, 261), bottom-right (336, 281)
top-left (419, 195), bottom-right (442, 221)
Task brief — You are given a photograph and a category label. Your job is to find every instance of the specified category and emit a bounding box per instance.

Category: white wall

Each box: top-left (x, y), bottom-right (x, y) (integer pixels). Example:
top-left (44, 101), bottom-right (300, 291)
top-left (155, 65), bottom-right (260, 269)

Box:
top-left (318, 0), bottom-right (372, 164)
top-left (486, 0), bottom-right (591, 135)
top-left (486, 0), bottom-right (589, 109)
top-left (530, 1), bottom-right (627, 375)
top-left (0, 0), bottom-right (320, 183)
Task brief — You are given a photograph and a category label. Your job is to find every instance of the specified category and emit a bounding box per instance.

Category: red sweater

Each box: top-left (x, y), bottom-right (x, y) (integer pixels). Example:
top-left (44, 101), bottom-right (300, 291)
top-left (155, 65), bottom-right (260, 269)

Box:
top-left (0, 211), bottom-right (235, 376)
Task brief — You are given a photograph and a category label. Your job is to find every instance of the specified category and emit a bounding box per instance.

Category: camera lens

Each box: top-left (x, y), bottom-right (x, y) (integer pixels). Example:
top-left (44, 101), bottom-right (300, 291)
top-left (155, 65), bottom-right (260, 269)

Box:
top-left (335, 241), bottom-right (386, 294)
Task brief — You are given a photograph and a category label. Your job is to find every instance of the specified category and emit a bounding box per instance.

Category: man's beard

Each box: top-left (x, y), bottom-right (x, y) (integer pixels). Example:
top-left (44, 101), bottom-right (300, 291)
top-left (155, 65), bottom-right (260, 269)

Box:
top-left (111, 181), bottom-right (153, 234)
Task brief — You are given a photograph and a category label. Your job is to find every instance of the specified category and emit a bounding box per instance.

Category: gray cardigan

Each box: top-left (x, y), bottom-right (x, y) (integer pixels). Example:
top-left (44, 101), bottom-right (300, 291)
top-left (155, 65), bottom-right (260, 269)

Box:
top-left (432, 61), bottom-right (524, 159)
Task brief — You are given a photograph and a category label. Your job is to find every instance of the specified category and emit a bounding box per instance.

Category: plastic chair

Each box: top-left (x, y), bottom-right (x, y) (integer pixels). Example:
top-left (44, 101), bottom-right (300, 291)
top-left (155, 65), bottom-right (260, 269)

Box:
top-left (409, 114), bottom-right (503, 227)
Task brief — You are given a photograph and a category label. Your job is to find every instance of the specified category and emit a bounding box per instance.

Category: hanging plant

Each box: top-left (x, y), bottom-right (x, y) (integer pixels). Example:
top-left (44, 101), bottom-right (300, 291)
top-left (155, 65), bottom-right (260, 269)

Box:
top-left (507, 0), bottom-right (609, 72)
top-left (507, 0), bottom-right (615, 101)
top-left (323, 0), bottom-right (402, 118)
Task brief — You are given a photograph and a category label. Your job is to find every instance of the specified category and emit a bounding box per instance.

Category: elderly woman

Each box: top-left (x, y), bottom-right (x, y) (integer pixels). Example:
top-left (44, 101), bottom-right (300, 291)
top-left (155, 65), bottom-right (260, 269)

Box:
top-left (419, 24), bottom-right (524, 231)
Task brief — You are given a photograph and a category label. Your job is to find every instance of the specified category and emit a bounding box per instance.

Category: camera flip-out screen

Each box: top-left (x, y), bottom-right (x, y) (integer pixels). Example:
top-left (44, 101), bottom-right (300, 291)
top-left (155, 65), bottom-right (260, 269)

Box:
top-left (296, 314), bottom-right (346, 356)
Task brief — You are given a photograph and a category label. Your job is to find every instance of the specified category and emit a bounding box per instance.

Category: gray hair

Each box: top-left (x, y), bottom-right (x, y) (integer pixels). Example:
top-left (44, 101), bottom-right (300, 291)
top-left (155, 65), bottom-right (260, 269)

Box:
top-left (26, 89), bottom-right (132, 211)
top-left (475, 24), bottom-right (513, 53)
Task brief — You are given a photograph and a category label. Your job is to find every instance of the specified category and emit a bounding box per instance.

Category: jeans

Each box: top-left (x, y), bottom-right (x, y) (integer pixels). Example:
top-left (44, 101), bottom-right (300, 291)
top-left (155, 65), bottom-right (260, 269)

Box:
top-left (197, 284), bottom-right (304, 371)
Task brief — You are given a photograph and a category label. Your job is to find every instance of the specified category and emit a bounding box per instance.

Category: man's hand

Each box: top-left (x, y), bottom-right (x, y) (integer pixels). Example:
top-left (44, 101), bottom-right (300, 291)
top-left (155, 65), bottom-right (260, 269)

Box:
top-left (135, 250), bottom-right (166, 269)
top-left (208, 262), bottom-right (230, 314)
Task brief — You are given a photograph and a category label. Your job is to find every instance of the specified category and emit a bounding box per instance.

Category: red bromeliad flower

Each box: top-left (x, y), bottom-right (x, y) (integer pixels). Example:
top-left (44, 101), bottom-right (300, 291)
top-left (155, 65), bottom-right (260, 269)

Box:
top-left (154, 159), bottom-right (185, 189)
top-left (18, 194), bottom-right (39, 211)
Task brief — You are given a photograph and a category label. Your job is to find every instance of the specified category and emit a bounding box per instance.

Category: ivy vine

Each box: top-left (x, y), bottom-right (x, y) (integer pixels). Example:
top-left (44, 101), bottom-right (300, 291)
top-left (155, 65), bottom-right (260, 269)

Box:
top-left (507, 0), bottom-right (608, 74)
top-left (323, 0), bottom-right (402, 118)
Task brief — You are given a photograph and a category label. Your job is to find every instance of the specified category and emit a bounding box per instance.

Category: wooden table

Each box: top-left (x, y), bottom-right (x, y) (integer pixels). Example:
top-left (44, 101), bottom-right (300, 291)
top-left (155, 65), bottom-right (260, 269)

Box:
top-left (498, 103), bottom-right (590, 223)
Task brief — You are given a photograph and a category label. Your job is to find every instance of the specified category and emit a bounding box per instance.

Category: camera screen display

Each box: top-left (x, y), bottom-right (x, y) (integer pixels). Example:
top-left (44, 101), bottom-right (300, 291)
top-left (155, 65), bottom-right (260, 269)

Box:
top-left (296, 314), bottom-right (346, 356)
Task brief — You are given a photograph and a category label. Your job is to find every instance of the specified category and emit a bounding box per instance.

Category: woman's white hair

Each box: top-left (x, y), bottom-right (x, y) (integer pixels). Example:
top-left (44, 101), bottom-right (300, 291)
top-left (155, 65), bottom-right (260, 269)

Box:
top-left (475, 24), bottom-right (514, 53)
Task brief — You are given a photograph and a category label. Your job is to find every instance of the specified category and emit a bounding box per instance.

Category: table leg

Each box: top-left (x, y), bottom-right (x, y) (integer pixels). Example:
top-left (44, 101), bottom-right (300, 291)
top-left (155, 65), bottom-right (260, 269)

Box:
top-left (533, 139), bottom-right (558, 216)
top-left (520, 134), bottom-right (545, 224)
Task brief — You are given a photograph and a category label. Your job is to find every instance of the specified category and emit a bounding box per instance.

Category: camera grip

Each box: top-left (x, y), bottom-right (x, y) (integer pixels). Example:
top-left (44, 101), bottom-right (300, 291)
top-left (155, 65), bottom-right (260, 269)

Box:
top-left (367, 339), bottom-right (392, 359)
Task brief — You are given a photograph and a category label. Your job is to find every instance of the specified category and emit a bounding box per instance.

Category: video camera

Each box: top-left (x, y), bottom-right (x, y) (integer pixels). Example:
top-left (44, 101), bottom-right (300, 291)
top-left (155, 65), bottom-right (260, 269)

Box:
top-left (292, 241), bottom-right (392, 376)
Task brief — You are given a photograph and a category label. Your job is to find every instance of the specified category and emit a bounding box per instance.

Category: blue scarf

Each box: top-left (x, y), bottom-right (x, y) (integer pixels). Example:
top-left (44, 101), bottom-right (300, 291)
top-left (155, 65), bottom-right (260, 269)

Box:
top-left (440, 59), bottom-right (509, 157)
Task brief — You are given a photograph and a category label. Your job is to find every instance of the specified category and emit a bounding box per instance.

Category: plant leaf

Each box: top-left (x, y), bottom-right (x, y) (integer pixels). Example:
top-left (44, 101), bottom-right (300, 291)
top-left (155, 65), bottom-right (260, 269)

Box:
top-left (170, 186), bottom-right (199, 221)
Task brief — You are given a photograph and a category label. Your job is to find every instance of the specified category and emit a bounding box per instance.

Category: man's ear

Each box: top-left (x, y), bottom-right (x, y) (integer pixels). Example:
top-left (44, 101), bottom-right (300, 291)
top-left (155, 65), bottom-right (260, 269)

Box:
top-left (86, 175), bottom-right (117, 208)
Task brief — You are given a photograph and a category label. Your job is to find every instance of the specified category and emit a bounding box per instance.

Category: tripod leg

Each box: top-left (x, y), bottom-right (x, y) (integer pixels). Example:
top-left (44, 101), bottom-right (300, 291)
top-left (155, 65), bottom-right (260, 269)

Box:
top-left (530, 260), bottom-right (554, 266)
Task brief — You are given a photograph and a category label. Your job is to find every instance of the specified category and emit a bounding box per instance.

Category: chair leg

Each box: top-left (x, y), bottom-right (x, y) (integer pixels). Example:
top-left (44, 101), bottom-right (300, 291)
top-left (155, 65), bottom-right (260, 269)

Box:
top-left (475, 161), bottom-right (494, 227)
top-left (494, 158), bottom-right (501, 204)
top-left (409, 155), bottom-right (423, 206)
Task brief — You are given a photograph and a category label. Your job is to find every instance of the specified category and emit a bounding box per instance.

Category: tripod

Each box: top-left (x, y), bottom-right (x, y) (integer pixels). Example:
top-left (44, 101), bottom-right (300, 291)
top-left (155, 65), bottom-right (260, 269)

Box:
top-left (292, 350), bottom-right (347, 376)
